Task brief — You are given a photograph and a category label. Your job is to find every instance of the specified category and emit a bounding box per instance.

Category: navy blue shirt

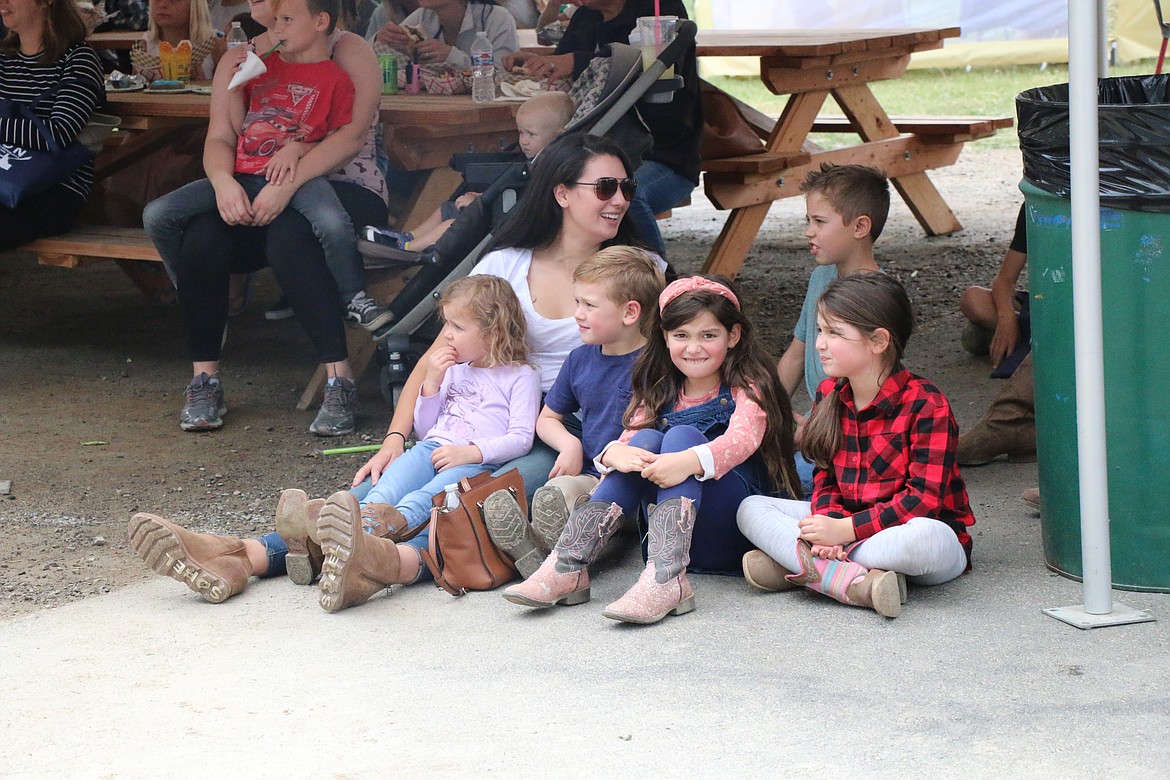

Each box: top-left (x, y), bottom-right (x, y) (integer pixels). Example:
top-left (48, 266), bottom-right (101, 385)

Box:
top-left (544, 344), bottom-right (641, 476)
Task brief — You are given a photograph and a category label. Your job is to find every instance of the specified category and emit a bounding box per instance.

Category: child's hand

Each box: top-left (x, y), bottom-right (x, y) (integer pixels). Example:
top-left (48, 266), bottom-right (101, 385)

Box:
top-left (213, 178), bottom-right (254, 225)
top-left (453, 191), bottom-right (479, 210)
top-left (422, 345), bottom-right (457, 396)
top-left (640, 450), bottom-right (701, 489)
top-left (220, 44), bottom-right (249, 74)
top-left (548, 444), bottom-right (583, 479)
top-left (798, 513), bottom-right (856, 547)
top-left (811, 544), bottom-right (849, 561)
top-left (431, 444), bottom-right (482, 471)
top-left (262, 142), bottom-right (306, 185)
top-left (602, 443), bottom-right (655, 474)
top-left (250, 182), bottom-right (294, 226)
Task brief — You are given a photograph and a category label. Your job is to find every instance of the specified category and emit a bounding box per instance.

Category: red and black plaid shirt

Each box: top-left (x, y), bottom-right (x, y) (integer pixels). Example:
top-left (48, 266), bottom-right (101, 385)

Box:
top-left (812, 369), bottom-right (975, 563)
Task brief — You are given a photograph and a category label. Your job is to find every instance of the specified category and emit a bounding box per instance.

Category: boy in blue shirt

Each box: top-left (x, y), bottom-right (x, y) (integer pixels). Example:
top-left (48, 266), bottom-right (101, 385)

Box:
top-left (776, 163), bottom-right (890, 492)
top-left (484, 246), bottom-right (666, 576)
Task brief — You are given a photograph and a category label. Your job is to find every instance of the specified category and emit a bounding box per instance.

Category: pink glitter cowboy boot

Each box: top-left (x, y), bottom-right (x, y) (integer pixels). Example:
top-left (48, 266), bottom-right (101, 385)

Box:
top-left (501, 500), bottom-right (624, 608)
top-left (786, 539), bottom-right (902, 618)
top-left (602, 496), bottom-right (697, 625)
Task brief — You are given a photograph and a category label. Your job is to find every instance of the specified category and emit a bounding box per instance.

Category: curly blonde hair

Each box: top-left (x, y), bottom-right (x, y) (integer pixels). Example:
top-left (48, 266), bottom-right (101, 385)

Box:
top-left (439, 275), bottom-right (531, 368)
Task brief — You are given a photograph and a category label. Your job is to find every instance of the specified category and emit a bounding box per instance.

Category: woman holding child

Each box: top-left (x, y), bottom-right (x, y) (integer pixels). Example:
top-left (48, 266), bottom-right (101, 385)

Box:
top-left (144, 0), bottom-right (390, 436)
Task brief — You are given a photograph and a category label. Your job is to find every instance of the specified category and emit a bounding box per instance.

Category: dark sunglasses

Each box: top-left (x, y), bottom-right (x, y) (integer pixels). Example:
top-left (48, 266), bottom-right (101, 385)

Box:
top-left (569, 177), bottom-right (638, 200)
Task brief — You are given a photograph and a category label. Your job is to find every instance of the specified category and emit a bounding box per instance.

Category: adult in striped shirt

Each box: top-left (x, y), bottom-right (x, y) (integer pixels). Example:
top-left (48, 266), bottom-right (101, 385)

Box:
top-left (0, 0), bottom-right (104, 249)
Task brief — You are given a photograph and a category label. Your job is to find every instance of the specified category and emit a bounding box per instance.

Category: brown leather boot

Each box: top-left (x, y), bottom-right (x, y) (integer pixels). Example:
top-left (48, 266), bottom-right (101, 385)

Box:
top-left (958, 354), bottom-right (1036, 465)
top-left (603, 497), bottom-right (697, 624)
top-left (127, 513), bottom-right (253, 604)
top-left (275, 489), bottom-right (325, 586)
top-left (360, 502), bottom-right (426, 542)
top-left (316, 491), bottom-right (405, 613)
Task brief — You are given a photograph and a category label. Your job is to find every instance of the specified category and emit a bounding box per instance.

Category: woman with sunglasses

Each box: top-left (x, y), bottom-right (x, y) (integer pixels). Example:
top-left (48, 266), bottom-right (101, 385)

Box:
top-left (306, 134), bottom-right (665, 605)
top-left (504, 0), bottom-right (701, 258)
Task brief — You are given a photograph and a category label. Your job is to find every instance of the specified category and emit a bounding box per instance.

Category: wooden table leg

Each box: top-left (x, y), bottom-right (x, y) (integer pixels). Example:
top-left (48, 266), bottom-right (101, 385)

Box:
top-left (702, 90), bottom-right (829, 278)
top-left (396, 167), bottom-right (464, 229)
top-left (832, 84), bottom-right (962, 235)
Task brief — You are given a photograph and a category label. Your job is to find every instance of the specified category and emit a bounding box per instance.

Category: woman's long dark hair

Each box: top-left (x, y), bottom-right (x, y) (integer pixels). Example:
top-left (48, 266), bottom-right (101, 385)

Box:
top-left (624, 275), bottom-right (802, 499)
top-left (2, 0), bottom-right (87, 62)
top-left (488, 133), bottom-right (646, 253)
top-left (802, 272), bottom-right (914, 469)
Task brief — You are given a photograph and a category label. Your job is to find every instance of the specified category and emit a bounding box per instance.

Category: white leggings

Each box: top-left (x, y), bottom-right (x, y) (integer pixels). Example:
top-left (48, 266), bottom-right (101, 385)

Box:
top-left (736, 496), bottom-right (968, 586)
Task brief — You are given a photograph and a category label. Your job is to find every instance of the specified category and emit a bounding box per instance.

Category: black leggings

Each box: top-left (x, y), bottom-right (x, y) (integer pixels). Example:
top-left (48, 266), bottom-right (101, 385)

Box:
top-left (172, 181), bottom-right (387, 363)
top-left (0, 184), bottom-right (86, 251)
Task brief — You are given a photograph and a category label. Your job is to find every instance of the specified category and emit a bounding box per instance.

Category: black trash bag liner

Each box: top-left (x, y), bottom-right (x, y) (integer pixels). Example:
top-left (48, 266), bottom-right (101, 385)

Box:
top-left (1017, 75), bottom-right (1170, 213)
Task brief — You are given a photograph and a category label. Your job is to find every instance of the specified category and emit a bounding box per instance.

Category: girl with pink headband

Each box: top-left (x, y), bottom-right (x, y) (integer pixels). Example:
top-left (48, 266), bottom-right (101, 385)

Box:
top-left (503, 274), bottom-right (802, 624)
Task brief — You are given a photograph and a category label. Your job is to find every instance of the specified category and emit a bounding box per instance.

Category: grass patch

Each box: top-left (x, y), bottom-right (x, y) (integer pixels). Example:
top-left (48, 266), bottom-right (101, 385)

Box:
top-left (707, 60), bottom-right (1160, 150)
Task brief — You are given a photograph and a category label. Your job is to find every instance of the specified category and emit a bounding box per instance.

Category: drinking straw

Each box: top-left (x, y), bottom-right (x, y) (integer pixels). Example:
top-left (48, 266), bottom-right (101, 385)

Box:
top-left (320, 444), bottom-right (384, 455)
top-left (259, 40), bottom-right (283, 61)
top-left (654, 0), bottom-right (662, 43)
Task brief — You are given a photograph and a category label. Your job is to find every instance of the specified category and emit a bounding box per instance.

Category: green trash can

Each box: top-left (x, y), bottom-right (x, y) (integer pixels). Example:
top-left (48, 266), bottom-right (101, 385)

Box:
top-left (1018, 76), bottom-right (1170, 592)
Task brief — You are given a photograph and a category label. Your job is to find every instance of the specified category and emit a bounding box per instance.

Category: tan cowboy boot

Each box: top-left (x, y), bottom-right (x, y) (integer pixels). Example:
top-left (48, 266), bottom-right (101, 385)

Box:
top-left (501, 500), bottom-right (624, 608)
top-left (958, 354), bottom-right (1036, 465)
top-left (316, 491), bottom-right (405, 613)
top-left (360, 502), bottom-right (426, 542)
top-left (275, 489), bottom-right (325, 586)
top-left (786, 539), bottom-right (902, 617)
top-left (127, 513), bottom-right (253, 604)
top-left (602, 496), bottom-right (697, 624)
top-left (484, 489), bottom-right (549, 578)
top-left (742, 550), bottom-right (799, 592)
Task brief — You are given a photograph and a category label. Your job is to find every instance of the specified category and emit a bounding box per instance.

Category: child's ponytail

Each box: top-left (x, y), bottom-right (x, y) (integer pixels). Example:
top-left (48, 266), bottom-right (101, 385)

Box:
top-left (801, 271), bottom-right (915, 469)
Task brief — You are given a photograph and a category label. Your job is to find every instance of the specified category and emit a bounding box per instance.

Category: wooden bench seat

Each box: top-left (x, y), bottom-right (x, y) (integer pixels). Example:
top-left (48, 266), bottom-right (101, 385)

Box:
top-left (24, 226), bottom-right (160, 268)
top-left (810, 114), bottom-right (1014, 143)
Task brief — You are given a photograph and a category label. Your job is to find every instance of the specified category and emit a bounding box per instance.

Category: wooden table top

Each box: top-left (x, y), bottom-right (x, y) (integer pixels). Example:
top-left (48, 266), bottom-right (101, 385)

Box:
top-left (692, 27), bottom-right (959, 58)
top-left (88, 30), bottom-right (143, 49)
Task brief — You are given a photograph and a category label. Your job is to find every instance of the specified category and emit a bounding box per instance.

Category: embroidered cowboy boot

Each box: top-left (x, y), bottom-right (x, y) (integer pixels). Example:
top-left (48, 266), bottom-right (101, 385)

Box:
top-left (360, 502), bottom-right (426, 542)
top-left (786, 539), bottom-right (902, 617)
top-left (501, 500), bottom-right (624, 608)
top-left (128, 513), bottom-right (253, 604)
top-left (316, 491), bottom-right (405, 613)
top-left (602, 496), bottom-right (697, 624)
top-left (484, 489), bottom-right (549, 578)
top-left (275, 489), bottom-right (326, 585)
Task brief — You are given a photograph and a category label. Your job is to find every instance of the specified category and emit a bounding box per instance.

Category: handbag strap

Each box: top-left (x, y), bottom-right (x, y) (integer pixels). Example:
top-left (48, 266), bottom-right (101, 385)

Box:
top-left (420, 505), bottom-right (467, 597)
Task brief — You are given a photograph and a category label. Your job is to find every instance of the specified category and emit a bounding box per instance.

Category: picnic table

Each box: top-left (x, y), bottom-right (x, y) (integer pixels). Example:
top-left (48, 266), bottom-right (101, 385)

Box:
top-left (693, 27), bottom-right (983, 277)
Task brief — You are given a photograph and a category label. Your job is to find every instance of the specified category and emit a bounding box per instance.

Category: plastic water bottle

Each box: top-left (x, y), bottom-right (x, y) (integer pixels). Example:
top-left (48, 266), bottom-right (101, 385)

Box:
top-left (443, 484), bottom-right (461, 511)
top-left (471, 31), bottom-right (494, 103)
top-left (226, 21), bottom-right (247, 49)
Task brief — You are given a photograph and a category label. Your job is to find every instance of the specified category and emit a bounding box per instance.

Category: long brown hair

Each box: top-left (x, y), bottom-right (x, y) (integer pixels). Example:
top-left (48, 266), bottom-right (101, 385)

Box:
top-left (624, 275), bottom-right (801, 498)
top-left (801, 272), bottom-right (914, 469)
top-left (438, 275), bottom-right (530, 368)
top-left (2, 0), bottom-right (87, 62)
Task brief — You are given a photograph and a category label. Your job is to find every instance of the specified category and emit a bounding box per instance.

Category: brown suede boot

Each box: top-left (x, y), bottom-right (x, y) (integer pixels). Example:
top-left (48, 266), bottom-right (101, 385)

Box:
top-left (127, 513), bottom-right (253, 604)
top-left (602, 497), bottom-right (697, 624)
top-left (275, 489), bottom-right (325, 586)
top-left (360, 502), bottom-right (425, 542)
top-left (742, 550), bottom-right (799, 592)
top-left (958, 355), bottom-right (1037, 465)
top-left (316, 491), bottom-right (404, 613)
top-left (844, 569), bottom-right (903, 618)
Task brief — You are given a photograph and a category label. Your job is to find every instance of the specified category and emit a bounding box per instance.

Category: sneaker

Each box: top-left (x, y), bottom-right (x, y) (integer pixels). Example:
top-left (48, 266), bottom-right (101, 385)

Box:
top-left (310, 376), bottom-right (357, 436)
top-left (362, 225), bottom-right (413, 249)
top-left (1020, 487), bottom-right (1040, 510)
top-left (961, 321), bottom-right (993, 356)
top-left (180, 373), bottom-right (226, 431)
top-left (265, 295), bottom-right (294, 321)
top-left (345, 292), bottom-right (394, 331)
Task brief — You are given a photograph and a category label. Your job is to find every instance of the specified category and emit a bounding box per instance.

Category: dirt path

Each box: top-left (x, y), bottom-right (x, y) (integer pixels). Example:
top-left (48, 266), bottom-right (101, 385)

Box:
top-left (0, 147), bottom-right (1025, 620)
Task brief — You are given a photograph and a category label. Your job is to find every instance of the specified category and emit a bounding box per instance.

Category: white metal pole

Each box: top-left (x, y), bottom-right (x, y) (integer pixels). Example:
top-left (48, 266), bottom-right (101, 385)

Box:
top-left (1068, 0), bottom-right (1111, 615)
top-left (1097, 0), bottom-right (1109, 72)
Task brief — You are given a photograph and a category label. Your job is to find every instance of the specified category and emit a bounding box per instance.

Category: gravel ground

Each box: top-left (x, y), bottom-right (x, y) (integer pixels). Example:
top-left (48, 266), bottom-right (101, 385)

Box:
top-left (0, 146), bottom-right (1025, 619)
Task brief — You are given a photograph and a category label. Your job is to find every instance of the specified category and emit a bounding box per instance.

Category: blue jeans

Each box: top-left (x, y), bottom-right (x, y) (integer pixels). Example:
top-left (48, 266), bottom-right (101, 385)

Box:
top-left (626, 160), bottom-right (696, 256)
top-left (143, 174), bottom-right (365, 298)
top-left (490, 409), bottom-right (582, 503)
top-left (364, 439), bottom-right (494, 532)
top-left (795, 450), bottom-right (815, 499)
top-left (592, 426), bottom-right (755, 576)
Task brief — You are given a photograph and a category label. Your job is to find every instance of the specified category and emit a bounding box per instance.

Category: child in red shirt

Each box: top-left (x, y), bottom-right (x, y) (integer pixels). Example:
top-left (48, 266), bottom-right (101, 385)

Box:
top-left (737, 273), bottom-right (975, 618)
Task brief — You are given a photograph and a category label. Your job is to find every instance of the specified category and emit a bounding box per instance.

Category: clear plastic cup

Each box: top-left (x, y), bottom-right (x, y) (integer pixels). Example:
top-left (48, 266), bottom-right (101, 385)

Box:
top-left (635, 16), bottom-right (677, 78)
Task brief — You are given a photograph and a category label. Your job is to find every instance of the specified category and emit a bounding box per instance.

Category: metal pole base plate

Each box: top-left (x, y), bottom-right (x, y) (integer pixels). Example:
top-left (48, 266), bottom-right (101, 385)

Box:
top-left (1043, 603), bottom-right (1156, 629)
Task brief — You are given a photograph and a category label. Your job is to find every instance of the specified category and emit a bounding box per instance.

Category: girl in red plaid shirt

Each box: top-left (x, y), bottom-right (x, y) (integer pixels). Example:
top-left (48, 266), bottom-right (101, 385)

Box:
top-left (737, 273), bottom-right (974, 618)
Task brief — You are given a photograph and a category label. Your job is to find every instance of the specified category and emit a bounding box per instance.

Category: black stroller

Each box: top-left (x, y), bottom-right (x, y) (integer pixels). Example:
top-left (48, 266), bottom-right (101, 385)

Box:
top-left (359, 20), bottom-right (698, 407)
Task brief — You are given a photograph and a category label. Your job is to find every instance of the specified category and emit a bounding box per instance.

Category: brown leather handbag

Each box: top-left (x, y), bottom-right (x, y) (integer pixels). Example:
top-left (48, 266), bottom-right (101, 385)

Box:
top-left (420, 469), bottom-right (524, 596)
top-left (700, 84), bottom-right (766, 160)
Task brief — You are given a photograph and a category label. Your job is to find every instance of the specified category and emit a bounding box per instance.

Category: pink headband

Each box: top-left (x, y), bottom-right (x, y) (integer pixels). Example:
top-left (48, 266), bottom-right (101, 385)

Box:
top-left (658, 277), bottom-right (740, 313)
